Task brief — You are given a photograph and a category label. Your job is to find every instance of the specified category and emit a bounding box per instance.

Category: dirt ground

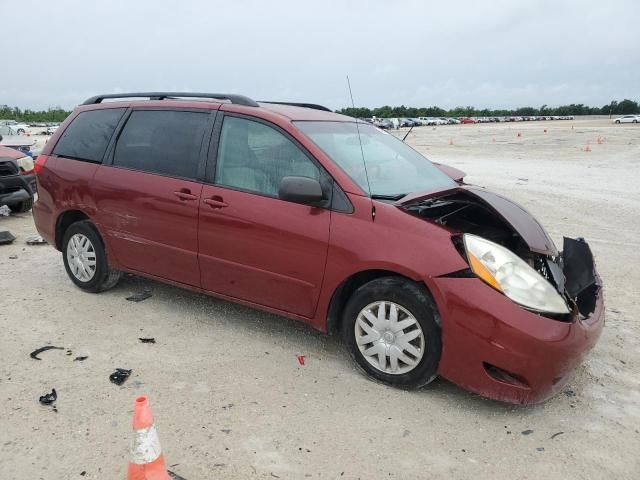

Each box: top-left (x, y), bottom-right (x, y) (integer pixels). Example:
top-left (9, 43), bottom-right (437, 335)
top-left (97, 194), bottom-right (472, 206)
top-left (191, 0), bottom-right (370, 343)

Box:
top-left (1, 117), bottom-right (638, 479)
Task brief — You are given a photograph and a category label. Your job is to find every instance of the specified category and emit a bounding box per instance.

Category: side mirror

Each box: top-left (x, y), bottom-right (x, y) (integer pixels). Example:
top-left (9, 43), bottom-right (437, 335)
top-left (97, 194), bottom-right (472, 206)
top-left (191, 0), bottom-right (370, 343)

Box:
top-left (278, 176), bottom-right (324, 205)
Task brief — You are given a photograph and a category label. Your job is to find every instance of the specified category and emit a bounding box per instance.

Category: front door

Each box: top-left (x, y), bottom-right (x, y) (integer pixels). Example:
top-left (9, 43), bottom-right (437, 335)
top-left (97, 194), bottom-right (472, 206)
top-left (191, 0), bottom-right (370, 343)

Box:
top-left (93, 109), bottom-right (213, 286)
top-left (198, 115), bottom-right (330, 317)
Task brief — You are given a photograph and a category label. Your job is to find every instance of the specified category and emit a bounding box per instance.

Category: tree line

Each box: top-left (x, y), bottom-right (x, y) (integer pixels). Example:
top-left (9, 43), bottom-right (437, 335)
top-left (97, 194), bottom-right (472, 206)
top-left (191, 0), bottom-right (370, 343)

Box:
top-left (1, 98), bottom-right (638, 122)
top-left (337, 98), bottom-right (639, 118)
top-left (0, 105), bottom-right (72, 123)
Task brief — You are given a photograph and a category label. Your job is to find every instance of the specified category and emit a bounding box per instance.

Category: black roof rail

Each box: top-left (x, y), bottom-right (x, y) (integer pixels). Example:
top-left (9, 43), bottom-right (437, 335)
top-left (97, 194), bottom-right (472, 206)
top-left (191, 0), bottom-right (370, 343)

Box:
top-left (81, 92), bottom-right (259, 107)
top-left (260, 101), bottom-right (332, 112)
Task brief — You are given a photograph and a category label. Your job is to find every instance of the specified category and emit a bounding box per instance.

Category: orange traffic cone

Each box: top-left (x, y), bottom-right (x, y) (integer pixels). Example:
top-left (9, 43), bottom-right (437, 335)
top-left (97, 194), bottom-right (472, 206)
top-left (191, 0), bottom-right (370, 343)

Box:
top-left (127, 396), bottom-right (171, 480)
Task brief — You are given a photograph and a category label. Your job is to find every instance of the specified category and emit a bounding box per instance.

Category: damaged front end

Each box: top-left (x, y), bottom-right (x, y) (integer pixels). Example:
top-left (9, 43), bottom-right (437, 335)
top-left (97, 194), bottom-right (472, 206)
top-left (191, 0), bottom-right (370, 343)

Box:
top-left (401, 186), bottom-right (600, 320)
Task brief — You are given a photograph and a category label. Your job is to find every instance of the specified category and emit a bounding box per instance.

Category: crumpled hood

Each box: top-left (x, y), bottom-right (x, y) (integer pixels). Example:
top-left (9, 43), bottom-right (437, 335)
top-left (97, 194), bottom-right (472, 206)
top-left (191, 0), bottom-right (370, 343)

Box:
top-left (399, 185), bottom-right (558, 256)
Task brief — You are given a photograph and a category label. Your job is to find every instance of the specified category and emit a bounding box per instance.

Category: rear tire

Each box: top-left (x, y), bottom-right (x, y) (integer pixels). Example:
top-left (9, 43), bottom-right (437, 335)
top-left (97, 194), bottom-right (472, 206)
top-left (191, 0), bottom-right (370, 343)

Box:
top-left (9, 197), bottom-right (33, 213)
top-left (62, 220), bottom-right (121, 293)
top-left (341, 277), bottom-right (441, 389)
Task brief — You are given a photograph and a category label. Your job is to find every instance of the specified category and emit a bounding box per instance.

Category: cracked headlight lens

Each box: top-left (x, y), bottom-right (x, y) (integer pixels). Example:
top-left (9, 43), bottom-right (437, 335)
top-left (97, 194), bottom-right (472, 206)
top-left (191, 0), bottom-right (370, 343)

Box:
top-left (463, 233), bottom-right (570, 314)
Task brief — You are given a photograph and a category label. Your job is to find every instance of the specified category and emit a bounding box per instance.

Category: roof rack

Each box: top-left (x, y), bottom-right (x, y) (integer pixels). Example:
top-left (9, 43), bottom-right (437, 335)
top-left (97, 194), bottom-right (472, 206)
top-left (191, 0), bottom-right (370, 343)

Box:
top-left (260, 101), bottom-right (332, 112)
top-left (81, 92), bottom-right (259, 107)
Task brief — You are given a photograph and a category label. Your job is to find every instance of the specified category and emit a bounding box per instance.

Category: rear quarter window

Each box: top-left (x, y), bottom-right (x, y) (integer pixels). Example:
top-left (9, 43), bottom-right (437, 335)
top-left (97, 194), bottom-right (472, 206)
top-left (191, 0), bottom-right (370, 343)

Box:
top-left (112, 110), bottom-right (209, 180)
top-left (53, 108), bottom-right (125, 163)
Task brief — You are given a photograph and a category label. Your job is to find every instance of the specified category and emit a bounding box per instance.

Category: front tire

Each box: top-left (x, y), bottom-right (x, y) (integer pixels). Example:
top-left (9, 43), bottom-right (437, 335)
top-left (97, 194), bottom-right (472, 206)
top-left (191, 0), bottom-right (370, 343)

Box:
top-left (342, 277), bottom-right (441, 389)
top-left (62, 221), bottom-right (121, 293)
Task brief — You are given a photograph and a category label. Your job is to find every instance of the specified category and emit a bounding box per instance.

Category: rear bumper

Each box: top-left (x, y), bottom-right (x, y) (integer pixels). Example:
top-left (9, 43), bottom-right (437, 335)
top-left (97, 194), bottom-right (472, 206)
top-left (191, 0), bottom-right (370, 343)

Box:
top-left (431, 274), bottom-right (604, 405)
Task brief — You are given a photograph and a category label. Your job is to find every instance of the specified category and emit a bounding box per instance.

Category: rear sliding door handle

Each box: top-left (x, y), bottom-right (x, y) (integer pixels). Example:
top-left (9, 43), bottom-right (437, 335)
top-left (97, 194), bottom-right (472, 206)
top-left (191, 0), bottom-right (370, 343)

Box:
top-left (173, 191), bottom-right (198, 201)
top-left (204, 197), bottom-right (228, 208)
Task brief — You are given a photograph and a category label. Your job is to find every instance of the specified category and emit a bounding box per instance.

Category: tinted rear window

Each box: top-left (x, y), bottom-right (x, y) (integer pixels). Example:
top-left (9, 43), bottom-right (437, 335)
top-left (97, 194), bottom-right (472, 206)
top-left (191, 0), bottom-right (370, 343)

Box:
top-left (113, 110), bottom-right (208, 180)
top-left (53, 108), bottom-right (125, 162)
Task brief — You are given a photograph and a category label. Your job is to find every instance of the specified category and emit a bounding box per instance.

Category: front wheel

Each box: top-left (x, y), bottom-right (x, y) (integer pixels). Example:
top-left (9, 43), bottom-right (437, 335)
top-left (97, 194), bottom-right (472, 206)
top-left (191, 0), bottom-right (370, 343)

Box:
top-left (62, 221), bottom-right (121, 293)
top-left (615, 120), bottom-right (621, 124)
top-left (342, 277), bottom-right (441, 389)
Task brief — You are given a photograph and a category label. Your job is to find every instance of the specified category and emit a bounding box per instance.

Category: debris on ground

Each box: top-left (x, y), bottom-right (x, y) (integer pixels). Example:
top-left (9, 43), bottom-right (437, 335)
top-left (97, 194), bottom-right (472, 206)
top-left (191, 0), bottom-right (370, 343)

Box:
top-left (74, 356), bottom-right (88, 362)
top-left (169, 471), bottom-right (188, 480)
top-left (126, 291), bottom-right (152, 302)
top-left (0, 231), bottom-right (16, 245)
top-left (521, 429), bottom-right (534, 435)
top-left (109, 368), bottom-right (132, 386)
top-left (564, 389), bottom-right (576, 397)
top-left (550, 431), bottom-right (565, 439)
top-left (30, 345), bottom-right (64, 360)
top-left (0, 205), bottom-right (10, 216)
top-left (66, 349), bottom-right (73, 356)
top-left (25, 235), bottom-right (47, 245)
top-left (536, 447), bottom-right (545, 452)
top-left (221, 428), bottom-right (232, 434)
top-left (39, 388), bottom-right (57, 405)
top-left (9, 254), bottom-right (17, 259)
top-left (297, 355), bottom-right (305, 366)
top-left (138, 337), bottom-right (156, 343)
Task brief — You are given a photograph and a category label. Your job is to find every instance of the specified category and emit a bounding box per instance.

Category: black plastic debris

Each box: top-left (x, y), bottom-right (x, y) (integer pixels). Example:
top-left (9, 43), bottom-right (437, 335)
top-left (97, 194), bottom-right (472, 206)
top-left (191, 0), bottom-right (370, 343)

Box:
top-left (74, 356), bottom-right (88, 362)
top-left (66, 350), bottom-right (73, 356)
top-left (0, 231), bottom-right (16, 245)
top-left (138, 337), bottom-right (156, 344)
top-left (126, 291), bottom-right (152, 302)
top-left (9, 254), bottom-right (18, 259)
top-left (521, 429), bottom-right (534, 435)
top-left (25, 235), bottom-right (47, 245)
top-left (109, 368), bottom-right (132, 386)
top-left (169, 471), bottom-right (188, 480)
top-left (550, 431), bottom-right (565, 439)
top-left (39, 388), bottom-right (57, 405)
top-left (30, 345), bottom-right (64, 360)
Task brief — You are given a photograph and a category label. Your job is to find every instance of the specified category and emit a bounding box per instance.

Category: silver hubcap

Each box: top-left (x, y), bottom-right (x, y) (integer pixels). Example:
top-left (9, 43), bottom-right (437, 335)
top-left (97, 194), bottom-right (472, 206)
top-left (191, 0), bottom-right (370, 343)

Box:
top-left (66, 233), bottom-right (97, 282)
top-left (355, 301), bottom-right (425, 375)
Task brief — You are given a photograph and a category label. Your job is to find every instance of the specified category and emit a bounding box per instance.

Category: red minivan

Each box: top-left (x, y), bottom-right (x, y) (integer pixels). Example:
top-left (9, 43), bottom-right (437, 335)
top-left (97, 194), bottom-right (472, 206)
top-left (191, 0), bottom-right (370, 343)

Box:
top-left (32, 93), bottom-right (604, 404)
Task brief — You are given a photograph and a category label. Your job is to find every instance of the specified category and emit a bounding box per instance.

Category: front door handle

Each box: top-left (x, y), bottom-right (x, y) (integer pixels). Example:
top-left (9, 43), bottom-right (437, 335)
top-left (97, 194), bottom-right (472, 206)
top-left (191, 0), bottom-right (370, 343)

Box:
top-left (174, 190), bottom-right (198, 201)
top-left (204, 196), bottom-right (228, 209)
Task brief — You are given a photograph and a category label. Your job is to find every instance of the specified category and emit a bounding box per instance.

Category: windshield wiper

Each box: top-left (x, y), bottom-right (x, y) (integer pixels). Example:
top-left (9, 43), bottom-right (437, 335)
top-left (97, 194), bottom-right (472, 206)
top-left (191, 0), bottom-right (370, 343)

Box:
top-left (371, 193), bottom-right (408, 201)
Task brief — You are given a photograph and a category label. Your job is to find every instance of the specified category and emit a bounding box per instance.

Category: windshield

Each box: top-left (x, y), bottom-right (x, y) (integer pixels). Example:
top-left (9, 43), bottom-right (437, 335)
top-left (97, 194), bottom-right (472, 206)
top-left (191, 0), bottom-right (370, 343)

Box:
top-left (295, 121), bottom-right (455, 198)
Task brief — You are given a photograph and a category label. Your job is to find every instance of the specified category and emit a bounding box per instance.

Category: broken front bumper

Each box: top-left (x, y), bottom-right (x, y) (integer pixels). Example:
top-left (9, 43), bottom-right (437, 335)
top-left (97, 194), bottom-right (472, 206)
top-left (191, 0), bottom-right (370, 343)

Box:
top-left (0, 172), bottom-right (36, 206)
top-left (431, 268), bottom-right (604, 405)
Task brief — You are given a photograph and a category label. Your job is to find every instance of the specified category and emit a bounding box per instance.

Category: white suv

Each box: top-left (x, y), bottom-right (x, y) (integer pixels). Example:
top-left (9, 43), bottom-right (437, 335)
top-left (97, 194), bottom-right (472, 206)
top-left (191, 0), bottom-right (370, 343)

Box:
top-left (613, 115), bottom-right (639, 124)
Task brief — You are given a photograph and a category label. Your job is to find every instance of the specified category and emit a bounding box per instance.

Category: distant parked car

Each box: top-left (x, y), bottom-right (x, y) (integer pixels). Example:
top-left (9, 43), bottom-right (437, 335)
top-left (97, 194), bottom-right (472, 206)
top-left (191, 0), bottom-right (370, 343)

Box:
top-left (613, 115), bottom-right (639, 124)
top-left (442, 117), bottom-right (459, 125)
top-left (459, 117), bottom-right (477, 124)
top-left (374, 119), bottom-right (393, 130)
top-left (0, 121), bottom-right (29, 135)
top-left (0, 145), bottom-right (37, 212)
top-left (399, 118), bottom-right (417, 127)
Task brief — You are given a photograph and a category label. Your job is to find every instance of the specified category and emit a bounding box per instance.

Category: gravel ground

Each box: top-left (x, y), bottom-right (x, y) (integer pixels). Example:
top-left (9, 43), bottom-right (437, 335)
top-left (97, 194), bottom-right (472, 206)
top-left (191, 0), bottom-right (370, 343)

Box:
top-left (1, 118), bottom-right (638, 479)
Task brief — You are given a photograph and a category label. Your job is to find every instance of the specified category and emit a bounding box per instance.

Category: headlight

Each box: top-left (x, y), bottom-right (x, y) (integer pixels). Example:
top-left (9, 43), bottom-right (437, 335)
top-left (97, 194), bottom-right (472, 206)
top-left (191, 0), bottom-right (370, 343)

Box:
top-left (463, 234), bottom-right (570, 314)
top-left (16, 156), bottom-right (34, 174)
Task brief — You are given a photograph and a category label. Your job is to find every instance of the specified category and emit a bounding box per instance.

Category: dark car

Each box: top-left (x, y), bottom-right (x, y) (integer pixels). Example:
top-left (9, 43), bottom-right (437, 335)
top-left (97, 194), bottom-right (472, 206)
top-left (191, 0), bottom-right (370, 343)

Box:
top-left (0, 144), bottom-right (37, 212)
top-left (32, 92), bottom-right (604, 404)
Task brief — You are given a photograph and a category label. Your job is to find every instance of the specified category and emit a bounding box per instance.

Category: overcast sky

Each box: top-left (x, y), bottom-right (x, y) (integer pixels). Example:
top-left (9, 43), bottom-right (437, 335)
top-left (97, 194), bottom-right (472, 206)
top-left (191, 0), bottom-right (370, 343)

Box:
top-left (2, 0), bottom-right (639, 110)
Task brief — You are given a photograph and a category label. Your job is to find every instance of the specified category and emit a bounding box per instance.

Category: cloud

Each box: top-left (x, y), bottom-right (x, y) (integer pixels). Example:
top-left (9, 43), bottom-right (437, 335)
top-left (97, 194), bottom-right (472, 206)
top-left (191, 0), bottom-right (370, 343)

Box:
top-left (2, 0), bottom-right (639, 110)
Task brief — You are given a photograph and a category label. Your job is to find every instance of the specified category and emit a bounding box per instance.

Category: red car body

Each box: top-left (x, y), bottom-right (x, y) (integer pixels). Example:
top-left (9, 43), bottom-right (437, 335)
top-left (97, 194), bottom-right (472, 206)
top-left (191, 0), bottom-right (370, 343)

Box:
top-left (459, 117), bottom-right (478, 124)
top-left (32, 97), bottom-right (604, 404)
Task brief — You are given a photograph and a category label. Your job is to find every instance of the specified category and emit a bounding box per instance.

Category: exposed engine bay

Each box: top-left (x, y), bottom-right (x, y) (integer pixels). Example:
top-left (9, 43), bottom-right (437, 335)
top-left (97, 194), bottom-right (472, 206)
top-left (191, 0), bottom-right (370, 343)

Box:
top-left (401, 187), bottom-right (598, 319)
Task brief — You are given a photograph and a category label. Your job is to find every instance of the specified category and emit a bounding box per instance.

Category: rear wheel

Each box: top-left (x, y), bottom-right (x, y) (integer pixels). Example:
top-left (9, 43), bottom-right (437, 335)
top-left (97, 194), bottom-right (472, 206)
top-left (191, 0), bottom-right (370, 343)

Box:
top-left (9, 197), bottom-right (33, 213)
top-left (62, 221), bottom-right (121, 292)
top-left (342, 277), bottom-right (441, 389)
top-left (615, 120), bottom-right (621, 124)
